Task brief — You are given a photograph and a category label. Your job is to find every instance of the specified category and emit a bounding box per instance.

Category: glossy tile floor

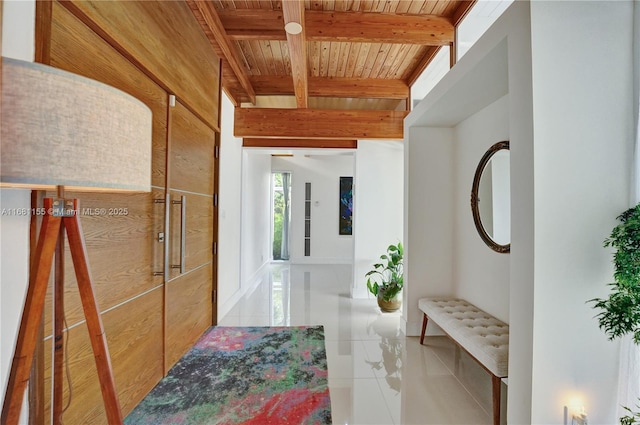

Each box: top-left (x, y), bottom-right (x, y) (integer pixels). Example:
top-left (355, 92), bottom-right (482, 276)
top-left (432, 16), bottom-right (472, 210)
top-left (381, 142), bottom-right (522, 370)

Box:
top-left (219, 264), bottom-right (500, 425)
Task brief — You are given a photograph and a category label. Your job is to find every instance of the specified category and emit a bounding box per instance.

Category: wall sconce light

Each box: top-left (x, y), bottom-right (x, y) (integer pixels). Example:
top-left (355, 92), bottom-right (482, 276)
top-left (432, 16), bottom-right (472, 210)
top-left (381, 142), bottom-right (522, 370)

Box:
top-left (564, 403), bottom-right (588, 425)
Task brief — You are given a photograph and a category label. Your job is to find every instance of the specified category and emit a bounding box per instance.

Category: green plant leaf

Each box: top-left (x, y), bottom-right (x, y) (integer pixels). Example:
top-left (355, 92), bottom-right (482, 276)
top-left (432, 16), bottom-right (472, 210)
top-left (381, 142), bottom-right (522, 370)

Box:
top-left (591, 204), bottom-right (640, 345)
top-left (619, 399), bottom-right (640, 424)
top-left (367, 279), bottom-right (379, 296)
top-left (365, 242), bottom-right (404, 302)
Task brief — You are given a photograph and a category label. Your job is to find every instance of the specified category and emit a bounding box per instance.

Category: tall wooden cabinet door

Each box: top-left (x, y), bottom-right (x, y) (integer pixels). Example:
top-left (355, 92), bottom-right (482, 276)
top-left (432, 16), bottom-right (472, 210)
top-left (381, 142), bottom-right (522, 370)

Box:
top-left (164, 99), bottom-right (216, 370)
top-left (38, 3), bottom-right (168, 423)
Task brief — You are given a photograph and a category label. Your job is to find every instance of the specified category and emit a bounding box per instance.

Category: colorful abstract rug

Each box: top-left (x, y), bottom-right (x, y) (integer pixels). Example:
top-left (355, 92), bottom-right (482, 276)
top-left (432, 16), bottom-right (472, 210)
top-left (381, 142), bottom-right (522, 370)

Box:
top-left (125, 326), bottom-right (331, 425)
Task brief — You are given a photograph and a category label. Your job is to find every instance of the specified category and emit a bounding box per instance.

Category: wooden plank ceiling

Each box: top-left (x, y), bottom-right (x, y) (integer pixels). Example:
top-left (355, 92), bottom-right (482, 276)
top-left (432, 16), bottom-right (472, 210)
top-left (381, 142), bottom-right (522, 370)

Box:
top-left (187, 0), bottom-right (476, 144)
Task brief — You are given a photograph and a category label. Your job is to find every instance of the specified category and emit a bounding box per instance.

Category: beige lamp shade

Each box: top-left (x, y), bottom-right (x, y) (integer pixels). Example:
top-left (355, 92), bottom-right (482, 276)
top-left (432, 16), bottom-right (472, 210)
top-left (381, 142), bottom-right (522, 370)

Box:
top-left (1, 57), bottom-right (152, 192)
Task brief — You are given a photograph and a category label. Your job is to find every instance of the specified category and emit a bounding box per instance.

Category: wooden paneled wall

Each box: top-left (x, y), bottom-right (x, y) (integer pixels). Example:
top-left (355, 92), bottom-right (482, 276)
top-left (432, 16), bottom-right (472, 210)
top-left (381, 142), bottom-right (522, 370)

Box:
top-left (33, 1), bottom-right (221, 423)
top-left (165, 100), bottom-right (216, 369)
top-left (58, 0), bottom-right (221, 131)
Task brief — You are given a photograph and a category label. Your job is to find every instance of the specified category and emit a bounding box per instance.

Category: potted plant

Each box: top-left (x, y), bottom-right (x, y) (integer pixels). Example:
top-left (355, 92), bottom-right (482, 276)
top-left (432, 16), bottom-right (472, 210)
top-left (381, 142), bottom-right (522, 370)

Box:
top-left (590, 204), bottom-right (640, 424)
top-left (366, 242), bottom-right (403, 312)
top-left (621, 403), bottom-right (640, 425)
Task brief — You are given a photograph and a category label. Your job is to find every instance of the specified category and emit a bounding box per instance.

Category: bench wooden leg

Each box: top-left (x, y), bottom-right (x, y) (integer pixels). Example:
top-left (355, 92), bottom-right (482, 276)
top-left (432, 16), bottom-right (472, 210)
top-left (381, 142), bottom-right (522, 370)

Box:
top-left (420, 313), bottom-right (428, 345)
top-left (492, 374), bottom-right (501, 425)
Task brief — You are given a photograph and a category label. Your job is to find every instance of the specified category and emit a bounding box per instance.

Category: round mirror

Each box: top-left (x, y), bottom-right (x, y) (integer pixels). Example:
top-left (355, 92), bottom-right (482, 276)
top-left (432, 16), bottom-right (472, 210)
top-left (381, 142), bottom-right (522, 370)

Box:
top-left (471, 141), bottom-right (510, 253)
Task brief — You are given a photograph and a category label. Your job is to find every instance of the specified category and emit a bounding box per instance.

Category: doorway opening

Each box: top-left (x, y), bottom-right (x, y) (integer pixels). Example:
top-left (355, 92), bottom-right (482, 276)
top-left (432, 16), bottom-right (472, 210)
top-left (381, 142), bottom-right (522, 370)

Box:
top-left (272, 172), bottom-right (292, 261)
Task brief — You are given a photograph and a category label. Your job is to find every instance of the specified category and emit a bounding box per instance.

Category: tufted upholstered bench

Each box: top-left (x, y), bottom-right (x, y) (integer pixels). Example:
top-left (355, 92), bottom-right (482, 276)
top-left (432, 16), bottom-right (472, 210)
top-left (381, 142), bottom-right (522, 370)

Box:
top-left (419, 298), bottom-right (509, 425)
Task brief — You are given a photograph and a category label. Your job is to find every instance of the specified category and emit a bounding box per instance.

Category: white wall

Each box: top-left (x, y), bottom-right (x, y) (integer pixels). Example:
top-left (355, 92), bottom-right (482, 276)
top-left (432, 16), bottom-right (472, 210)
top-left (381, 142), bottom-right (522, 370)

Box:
top-left (402, 128), bottom-right (455, 331)
top-left (402, 99), bottom-right (512, 330)
top-left (456, 0), bottom-right (514, 61)
top-left (217, 93), bottom-right (243, 320)
top-left (1, 2), bottom-right (35, 422)
top-left (2, 0), bottom-right (35, 61)
top-left (240, 151), bottom-right (272, 289)
top-left (453, 95), bottom-right (510, 322)
top-left (272, 153), bottom-right (354, 264)
top-left (405, 2), bottom-right (636, 423)
top-left (528, 2), bottom-right (634, 423)
top-left (504, 3), bottom-right (535, 422)
top-left (352, 141), bottom-right (404, 299)
top-left (0, 190), bottom-right (31, 408)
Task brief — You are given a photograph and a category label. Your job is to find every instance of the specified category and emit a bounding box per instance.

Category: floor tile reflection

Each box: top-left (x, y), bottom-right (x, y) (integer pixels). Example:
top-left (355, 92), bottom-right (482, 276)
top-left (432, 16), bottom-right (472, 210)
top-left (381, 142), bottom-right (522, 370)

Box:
top-left (219, 264), bottom-right (493, 425)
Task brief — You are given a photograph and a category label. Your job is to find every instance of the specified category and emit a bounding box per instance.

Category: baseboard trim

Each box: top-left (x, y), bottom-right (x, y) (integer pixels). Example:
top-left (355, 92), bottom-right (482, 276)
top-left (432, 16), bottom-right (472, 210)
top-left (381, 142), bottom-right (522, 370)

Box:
top-left (218, 260), bottom-right (270, 322)
top-left (403, 317), bottom-right (421, 337)
top-left (289, 257), bottom-right (353, 265)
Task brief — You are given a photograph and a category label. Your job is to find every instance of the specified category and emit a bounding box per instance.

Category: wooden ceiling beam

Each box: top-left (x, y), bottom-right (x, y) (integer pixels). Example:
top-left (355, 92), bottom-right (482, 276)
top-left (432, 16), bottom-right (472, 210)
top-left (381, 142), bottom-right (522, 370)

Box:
top-left (404, 1), bottom-right (478, 87)
top-left (243, 138), bottom-right (358, 149)
top-left (187, 0), bottom-right (256, 104)
top-left (250, 76), bottom-right (409, 99)
top-left (217, 10), bottom-right (454, 45)
top-left (315, 77), bottom-right (408, 99)
top-left (306, 11), bottom-right (454, 45)
top-left (234, 108), bottom-right (406, 140)
top-left (406, 46), bottom-right (442, 87)
top-left (217, 9), bottom-right (284, 32)
top-left (282, 0), bottom-right (308, 108)
top-left (249, 76), bottom-right (293, 95)
top-left (215, 10), bottom-right (287, 40)
top-left (451, 0), bottom-right (478, 26)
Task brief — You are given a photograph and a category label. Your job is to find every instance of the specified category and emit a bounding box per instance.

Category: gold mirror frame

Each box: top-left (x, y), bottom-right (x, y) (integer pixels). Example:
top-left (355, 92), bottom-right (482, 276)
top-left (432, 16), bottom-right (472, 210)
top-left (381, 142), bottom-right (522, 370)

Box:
top-left (470, 140), bottom-right (510, 254)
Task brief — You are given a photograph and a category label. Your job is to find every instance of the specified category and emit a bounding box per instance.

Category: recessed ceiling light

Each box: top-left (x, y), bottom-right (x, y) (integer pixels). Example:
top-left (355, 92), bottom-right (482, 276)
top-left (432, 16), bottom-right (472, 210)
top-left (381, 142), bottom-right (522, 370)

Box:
top-left (284, 22), bottom-right (302, 35)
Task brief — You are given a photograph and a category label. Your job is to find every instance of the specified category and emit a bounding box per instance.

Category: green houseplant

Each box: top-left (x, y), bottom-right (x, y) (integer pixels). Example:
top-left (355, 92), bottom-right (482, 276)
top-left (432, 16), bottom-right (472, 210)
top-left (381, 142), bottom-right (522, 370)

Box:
top-left (590, 204), bottom-right (640, 424)
top-left (621, 403), bottom-right (640, 425)
top-left (366, 242), bottom-right (403, 312)
top-left (591, 204), bottom-right (640, 343)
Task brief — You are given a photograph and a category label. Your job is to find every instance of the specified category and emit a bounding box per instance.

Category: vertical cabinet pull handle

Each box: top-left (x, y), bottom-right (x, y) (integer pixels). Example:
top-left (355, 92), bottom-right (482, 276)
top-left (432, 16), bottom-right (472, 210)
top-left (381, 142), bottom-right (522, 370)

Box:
top-left (163, 193), bottom-right (171, 278)
top-left (152, 197), bottom-right (167, 277)
top-left (171, 196), bottom-right (186, 274)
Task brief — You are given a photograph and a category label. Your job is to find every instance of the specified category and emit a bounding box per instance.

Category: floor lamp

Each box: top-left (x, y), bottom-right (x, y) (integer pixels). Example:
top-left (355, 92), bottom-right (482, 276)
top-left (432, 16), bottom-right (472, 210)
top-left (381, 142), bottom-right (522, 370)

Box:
top-left (0, 57), bottom-right (152, 424)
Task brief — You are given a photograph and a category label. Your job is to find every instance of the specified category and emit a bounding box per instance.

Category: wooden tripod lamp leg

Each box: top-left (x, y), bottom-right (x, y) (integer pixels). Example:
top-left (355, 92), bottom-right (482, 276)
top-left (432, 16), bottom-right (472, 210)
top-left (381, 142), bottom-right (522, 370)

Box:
top-left (64, 201), bottom-right (123, 425)
top-left (2, 198), bottom-right (123, 425)
top-left (1, 201), bottom-right (61, 425)
top-left (53, 219), bottom-right (66, 424)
